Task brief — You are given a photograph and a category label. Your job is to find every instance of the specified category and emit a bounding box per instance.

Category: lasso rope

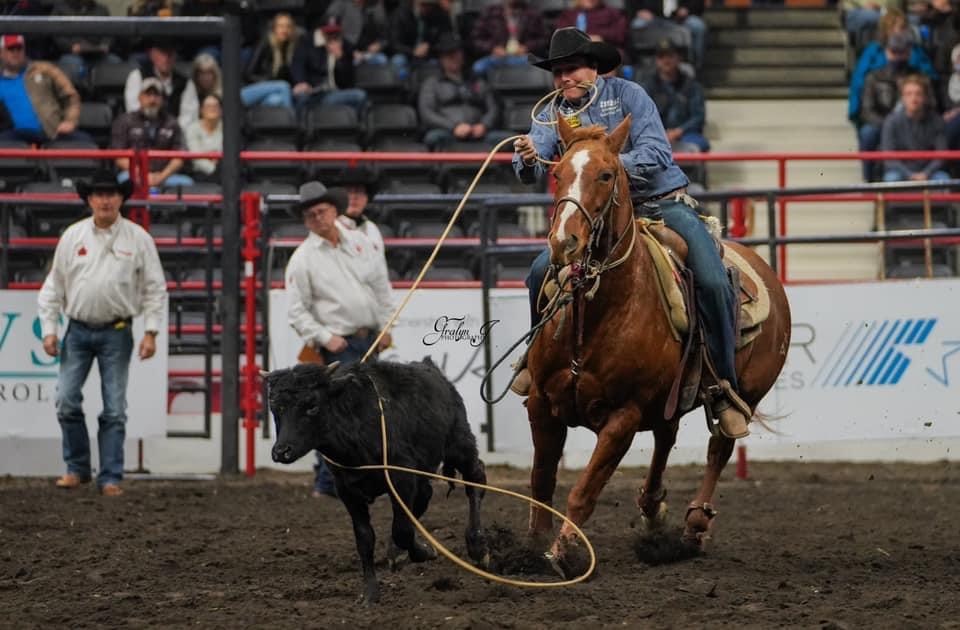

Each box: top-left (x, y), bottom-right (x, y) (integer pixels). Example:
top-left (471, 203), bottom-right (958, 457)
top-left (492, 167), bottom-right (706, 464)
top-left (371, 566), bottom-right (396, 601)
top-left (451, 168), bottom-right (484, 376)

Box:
top-left (318, 94), bottom-right (599, 586)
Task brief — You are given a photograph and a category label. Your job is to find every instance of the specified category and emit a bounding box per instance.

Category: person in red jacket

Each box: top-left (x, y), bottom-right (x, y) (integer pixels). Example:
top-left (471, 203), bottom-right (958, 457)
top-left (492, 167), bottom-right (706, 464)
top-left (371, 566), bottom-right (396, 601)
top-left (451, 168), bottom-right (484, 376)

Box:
top-left (554, 0), bottom-right (628, 54)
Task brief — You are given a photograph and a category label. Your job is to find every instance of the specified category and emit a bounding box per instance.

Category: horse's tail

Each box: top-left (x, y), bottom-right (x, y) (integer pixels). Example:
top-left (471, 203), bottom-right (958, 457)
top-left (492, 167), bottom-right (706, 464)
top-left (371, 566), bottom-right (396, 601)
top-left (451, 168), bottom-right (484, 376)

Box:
top-left (751, 409), bottom-right (788, 435)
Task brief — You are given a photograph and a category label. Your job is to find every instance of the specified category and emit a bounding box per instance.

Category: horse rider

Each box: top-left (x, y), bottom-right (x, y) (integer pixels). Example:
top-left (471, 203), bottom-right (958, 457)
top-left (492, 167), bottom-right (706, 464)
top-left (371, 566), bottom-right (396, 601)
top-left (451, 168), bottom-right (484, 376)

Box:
top-left (510, 27), bottom-right (751, 439)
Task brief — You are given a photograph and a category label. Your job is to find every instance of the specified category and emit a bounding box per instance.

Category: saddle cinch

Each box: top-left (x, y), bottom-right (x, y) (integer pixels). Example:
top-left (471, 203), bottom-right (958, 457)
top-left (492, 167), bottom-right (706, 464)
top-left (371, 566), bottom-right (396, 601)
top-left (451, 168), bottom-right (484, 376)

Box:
top-left (640, 216), bottom-right (772, 418)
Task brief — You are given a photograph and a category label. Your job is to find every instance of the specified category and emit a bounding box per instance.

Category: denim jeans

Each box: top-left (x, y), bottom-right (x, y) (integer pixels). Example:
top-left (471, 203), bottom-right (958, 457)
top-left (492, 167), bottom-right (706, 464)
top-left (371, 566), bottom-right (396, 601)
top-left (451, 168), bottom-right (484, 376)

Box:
top-left (295, 88), bottom-right (367, 116)
top-left (857, 124), bottom-right (882, 182)
top-left (241, 80), bottom-right (293, 109)
top-left (312, 331), bottom-right (376, 493)
top-left (882, 167), bottom-right (950, 182)
top-left (0, 128), bottom-right (95, 145)
top-left (117, 170), bottom-right (194, 192)
top-left (471, 53), bottom-right (528, 78)
top-left (682, 15), bottom-right (708, 70)
top-left (526, 198), bottom-right (739, 389)
top-left (423, 127), bottom-right (514, 150)
top-left (56, 320), bottom-right (134, 487)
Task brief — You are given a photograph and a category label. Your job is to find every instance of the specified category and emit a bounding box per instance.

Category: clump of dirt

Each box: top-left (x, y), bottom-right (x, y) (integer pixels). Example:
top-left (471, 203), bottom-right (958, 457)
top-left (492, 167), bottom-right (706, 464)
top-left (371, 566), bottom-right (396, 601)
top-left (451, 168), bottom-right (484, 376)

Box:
top-left (632, 526), bottom-right (702, 565)
top-left (484, 524), bottom-right (553, 575)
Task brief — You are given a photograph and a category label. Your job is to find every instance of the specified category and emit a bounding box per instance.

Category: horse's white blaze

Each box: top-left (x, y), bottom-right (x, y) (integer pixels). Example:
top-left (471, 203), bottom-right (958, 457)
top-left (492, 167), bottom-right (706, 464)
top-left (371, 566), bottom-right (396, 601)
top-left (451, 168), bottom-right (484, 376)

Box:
top-left (554, 149), bottom-right (591, 244)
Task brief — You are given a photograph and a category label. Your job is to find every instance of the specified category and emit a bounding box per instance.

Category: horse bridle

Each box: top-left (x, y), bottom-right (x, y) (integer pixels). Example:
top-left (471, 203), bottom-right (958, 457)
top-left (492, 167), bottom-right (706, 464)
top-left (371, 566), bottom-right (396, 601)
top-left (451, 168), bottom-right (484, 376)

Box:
top-left (551, 172), bottom-right (637, 292)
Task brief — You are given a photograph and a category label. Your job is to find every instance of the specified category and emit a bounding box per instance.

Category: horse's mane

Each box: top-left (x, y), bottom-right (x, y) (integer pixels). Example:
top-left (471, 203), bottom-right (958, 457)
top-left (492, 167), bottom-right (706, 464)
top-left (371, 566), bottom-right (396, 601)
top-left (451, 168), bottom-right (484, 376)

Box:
top-left (566, 125), bottom-right (610, 149)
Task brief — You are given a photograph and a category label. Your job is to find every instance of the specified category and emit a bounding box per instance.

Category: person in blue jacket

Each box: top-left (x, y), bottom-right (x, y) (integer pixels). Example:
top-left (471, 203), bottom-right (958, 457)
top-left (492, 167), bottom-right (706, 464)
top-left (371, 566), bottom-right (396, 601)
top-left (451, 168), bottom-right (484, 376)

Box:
top-left (509, 27), bottom-right (750, 439)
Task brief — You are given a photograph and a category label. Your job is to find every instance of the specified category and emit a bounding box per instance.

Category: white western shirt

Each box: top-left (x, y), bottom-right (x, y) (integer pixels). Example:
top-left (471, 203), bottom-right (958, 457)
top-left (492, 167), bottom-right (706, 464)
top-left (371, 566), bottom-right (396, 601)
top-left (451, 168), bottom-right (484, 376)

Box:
top-left (285, 222), bottom-right (394, 347)
top-left (37, 216), bottom-right (168, 337)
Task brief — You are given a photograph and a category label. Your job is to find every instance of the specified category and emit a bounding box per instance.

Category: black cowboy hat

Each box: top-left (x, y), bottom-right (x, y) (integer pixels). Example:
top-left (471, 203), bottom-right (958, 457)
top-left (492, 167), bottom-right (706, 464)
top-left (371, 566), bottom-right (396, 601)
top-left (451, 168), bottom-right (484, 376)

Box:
top-left (294, 180), bottom-right (349, 215)
top-left (338, 166), bottom-right (379, 197)
top-left (76, 168), bottom-right (133, 204)
top-left (529, 27), bottom-right (621, 75)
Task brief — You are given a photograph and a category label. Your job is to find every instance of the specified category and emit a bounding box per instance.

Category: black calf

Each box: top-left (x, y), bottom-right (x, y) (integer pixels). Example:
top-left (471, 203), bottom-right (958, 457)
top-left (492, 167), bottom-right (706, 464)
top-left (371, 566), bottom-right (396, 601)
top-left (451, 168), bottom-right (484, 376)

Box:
top-left (266, 358), bottom-right (488, 604)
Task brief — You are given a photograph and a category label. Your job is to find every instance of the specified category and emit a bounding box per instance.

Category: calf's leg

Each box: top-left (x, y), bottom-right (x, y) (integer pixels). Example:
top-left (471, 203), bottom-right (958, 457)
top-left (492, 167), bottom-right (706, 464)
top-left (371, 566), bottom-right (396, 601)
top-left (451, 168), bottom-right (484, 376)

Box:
top-left (341, 494), bottom-right (380, 604)
top-left (389, 474), bottom-right (435, 563)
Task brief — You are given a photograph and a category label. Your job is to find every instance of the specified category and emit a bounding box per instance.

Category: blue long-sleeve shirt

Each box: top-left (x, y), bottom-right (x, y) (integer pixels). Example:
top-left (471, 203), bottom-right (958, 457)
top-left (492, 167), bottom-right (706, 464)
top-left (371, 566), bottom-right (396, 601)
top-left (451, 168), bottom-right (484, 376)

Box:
top-left (848, 42), bottom-right (937, 124)
top-left (512, 76), bottom-right (689, 200)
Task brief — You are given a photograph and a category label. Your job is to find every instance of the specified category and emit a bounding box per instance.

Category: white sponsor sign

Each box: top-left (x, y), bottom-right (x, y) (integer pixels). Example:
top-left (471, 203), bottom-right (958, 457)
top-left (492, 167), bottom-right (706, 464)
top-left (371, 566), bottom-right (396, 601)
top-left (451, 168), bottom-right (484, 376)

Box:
top-left (0, 290), bottom-right (168, 440)
top-left (269, 279), bottom-right (960, 459)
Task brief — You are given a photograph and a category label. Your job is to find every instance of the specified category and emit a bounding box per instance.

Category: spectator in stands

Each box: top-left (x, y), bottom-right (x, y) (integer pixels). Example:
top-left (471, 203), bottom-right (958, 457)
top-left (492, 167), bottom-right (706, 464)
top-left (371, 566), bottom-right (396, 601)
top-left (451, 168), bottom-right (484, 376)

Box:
top-left (51, 0), bottom-right (118, 82)
top-left (338, 169), bottom-right (385, 255)
top-left (192, 54), bottom-right (222, 102)
top-left (859, 32), bottom-right (929, 180)
top-left (185, 93), bottom-right (222, 182)
top-left (941, 43), bottom-right (960, 149)
top-left (627, 0), bottom-right (707, 71)
top-left (127, 0), bottom-right (174, 16)
top-left (0, 34), bottom-right (92, 146)
top-left (351, 1), bottom-right (397, 68)
top-left (284, 180), bottom-right (393, 498)
top-left (849, 9), bottom-right (936, 125)
top-left (843, 0), bottom-right (902, 45)
top-left (921, 0), bottom-right (960, 78)
top-left (417, 34), bottom-right (510, 150)
top-left (125, 40), bottom-right (199, 133)
top-left (291, 17), bottom-right (368, 114)
top-left (469, 0), bottom-right (549, 78)
top-left (555, 0), bottom-right (628, 55)
top-left (112, 78), bottom-right (194, 189)
top-left (388, 0), bottom-right (455, 71)
top-left (881, 74), bottom-right (950, 181)
top-left (38, 168), bottom-right (167, 498)
top-left (641, 39), bottom-right (708, 152)
top-left (242, 11), bottom-right (298, 110)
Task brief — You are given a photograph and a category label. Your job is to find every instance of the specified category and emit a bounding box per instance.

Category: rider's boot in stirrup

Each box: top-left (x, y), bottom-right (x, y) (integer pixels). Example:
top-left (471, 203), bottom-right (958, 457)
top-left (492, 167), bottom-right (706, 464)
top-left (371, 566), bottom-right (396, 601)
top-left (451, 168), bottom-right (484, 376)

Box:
top-left (711, 380), bottom-right (752, 439)
top-left (510, 354), bottom-right (531, 396)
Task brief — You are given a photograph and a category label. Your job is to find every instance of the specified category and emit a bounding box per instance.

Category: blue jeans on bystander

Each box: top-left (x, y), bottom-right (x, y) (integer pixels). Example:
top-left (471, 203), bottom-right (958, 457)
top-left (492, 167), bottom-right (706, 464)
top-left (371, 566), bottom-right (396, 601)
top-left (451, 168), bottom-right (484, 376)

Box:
top-left (56, 320), bottom-right (134, 488)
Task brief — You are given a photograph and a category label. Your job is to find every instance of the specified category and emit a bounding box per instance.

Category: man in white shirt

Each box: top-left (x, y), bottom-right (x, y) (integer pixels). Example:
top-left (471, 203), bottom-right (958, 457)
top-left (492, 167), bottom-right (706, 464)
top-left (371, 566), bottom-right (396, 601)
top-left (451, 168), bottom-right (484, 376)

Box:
top-left (337, 169), bottom-right (384, 255)
top-left (285, 180), bottom-right (393, 497)
top-left (37, 169), bottom-right (167, 497)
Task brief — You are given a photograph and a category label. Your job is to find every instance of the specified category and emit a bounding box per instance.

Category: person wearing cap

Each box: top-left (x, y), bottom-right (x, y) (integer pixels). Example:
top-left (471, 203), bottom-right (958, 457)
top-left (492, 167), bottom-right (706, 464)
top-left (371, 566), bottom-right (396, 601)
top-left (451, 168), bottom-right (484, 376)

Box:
top-left (37, 168), bottom-right (167, 497)
top-left (640, 39), bottom-right (709, 153)
top-left (123, 39), bottom-right (198, 133)
top-left (0, 33), bottom-right (90, 145)
top-left (290, 17), bottom-right (367, 114)
top-left (284, 180), bottom-right (394, 497)
top-left (848, 9), bottom-right (936, 130)
top-left (469, 0), bottom-right (549, 78)
top-left (511, 27), bottom-right (750, 439)
top-left (418, 33), bottom-right (511, 150)
top-left (111, 77), bottom-right (194, 190)
top-left (627, 0), bottom-right (708, 71)
top-left (859, 31), bottom-right (932, 181)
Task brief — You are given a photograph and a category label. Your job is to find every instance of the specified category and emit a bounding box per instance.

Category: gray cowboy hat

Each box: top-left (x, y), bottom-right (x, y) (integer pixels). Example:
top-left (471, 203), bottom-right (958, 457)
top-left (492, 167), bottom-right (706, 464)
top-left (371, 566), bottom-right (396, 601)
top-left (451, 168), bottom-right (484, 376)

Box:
top-left (295, 180), bottom-right (348, 215)
top-left (75, 168), bottom-right (134, 204)
top-left (529, 27), bottom-right (621, 75)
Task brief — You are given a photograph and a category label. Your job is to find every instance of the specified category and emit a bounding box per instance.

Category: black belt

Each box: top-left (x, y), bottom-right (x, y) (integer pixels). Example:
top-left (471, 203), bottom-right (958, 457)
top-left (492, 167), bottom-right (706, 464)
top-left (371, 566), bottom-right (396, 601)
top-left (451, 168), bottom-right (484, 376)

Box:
top-left (646, 186), bottom-right (687, 203)
top-left (72, 317), bottom-right (132, 331)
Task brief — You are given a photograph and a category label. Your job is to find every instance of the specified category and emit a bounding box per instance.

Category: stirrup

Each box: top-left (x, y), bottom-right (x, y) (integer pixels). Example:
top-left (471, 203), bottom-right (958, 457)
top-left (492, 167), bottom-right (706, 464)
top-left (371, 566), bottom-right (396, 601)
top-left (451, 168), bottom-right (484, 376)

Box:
top-left (510, 367), bottom-right (531, 396)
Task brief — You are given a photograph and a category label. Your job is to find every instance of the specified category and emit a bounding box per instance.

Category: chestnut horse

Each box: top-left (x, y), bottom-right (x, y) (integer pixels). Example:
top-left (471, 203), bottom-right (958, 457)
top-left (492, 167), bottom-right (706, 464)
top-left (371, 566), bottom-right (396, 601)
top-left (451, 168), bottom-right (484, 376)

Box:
top-left (525, 115), bottom-right (791, 576)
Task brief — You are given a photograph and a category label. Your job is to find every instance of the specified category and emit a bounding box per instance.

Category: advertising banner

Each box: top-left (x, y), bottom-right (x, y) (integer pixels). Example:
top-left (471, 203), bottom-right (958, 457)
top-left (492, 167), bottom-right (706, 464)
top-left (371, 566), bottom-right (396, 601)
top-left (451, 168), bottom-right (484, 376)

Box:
top-left (0, 290), bottom-right (168, 440)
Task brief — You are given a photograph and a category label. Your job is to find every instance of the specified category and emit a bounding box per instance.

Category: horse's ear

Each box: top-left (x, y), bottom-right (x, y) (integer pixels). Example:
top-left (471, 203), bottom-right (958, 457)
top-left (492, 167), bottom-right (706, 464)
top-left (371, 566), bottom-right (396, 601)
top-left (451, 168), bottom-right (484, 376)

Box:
top-left (607, 114), bottom-right (632, 154)
top-left (557, 113), bottom-right (575, 148)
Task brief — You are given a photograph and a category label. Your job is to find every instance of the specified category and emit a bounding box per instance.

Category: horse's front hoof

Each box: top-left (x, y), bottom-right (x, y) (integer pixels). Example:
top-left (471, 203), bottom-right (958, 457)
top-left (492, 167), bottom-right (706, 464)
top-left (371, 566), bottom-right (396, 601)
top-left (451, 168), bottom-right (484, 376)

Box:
top-left (466, 528), bottom-right (489, 567)
top-left (682, 502), bottom-right (718, 552)
top-left (639, 500), bottom-right (669, 532)
top-left (545, 539), bottom-right (592, 580)
top-left (409, 539), bottom-right (437, 563)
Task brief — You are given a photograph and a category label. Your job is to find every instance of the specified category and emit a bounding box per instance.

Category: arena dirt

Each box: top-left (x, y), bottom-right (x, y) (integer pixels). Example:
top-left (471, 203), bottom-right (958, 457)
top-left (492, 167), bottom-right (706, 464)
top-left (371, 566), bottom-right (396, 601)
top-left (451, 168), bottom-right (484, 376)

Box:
top-left (2, 461), bottom-right (959, 629)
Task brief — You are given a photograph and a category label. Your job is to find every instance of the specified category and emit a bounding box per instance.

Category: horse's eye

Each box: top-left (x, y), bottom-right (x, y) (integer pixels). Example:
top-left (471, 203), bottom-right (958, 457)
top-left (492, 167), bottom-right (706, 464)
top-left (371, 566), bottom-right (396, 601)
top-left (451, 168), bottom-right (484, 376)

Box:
top-left (598, 171), bottom-right (614, 183)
